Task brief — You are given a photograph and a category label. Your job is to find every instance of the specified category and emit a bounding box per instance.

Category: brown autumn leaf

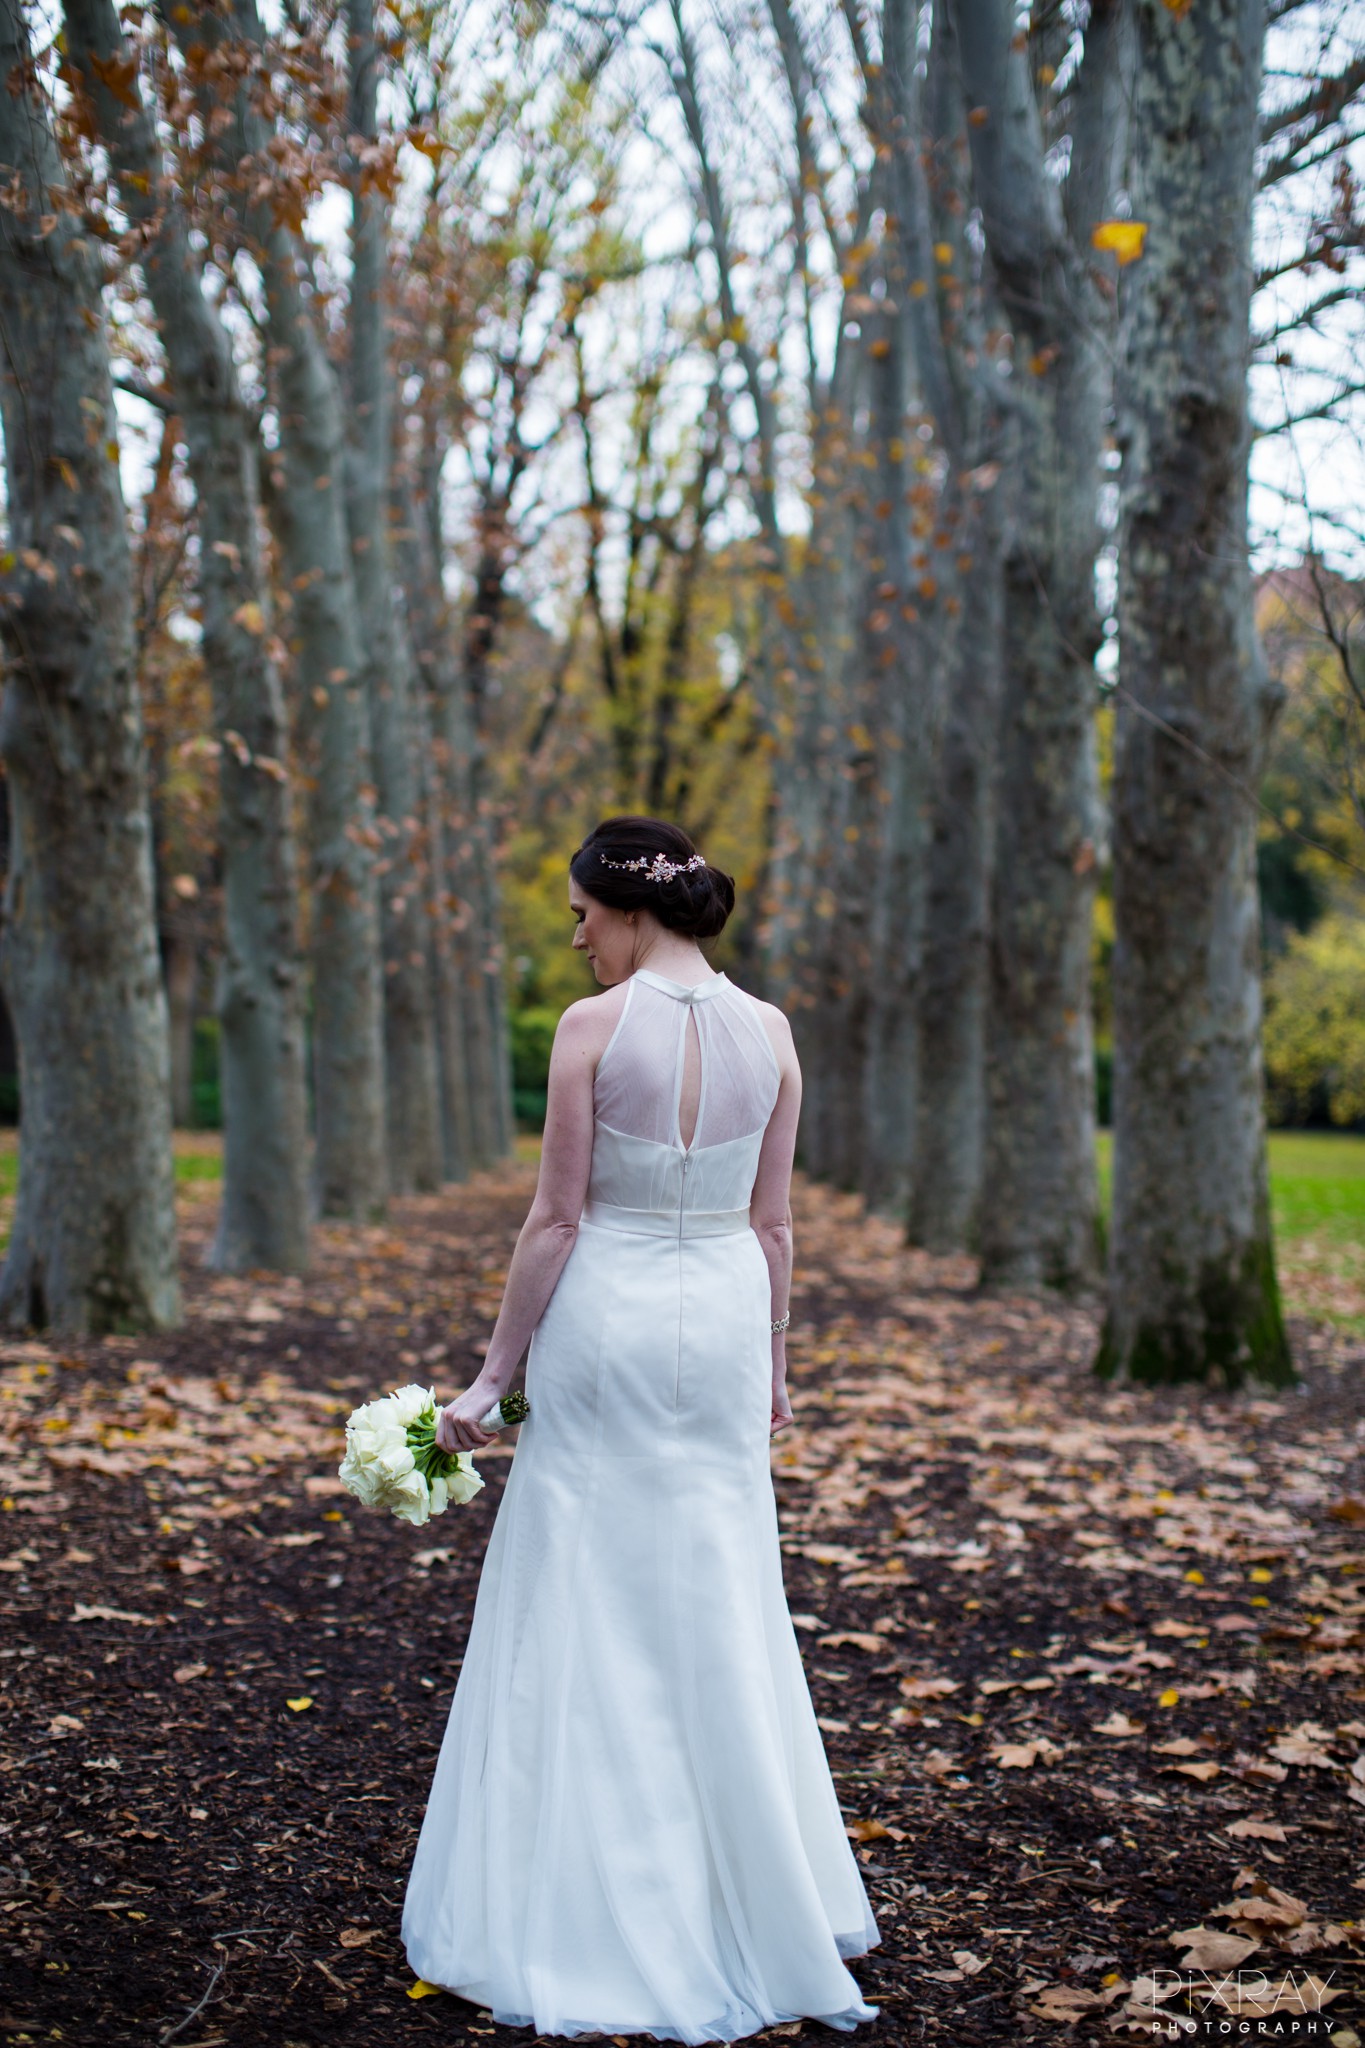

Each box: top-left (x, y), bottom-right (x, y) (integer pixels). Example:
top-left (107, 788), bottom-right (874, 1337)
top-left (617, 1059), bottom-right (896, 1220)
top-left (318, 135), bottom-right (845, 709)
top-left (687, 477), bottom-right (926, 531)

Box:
top-left (1223, 1817), bottom-right (1289, 1841)
top-left (1029, 1983), bottom-right (1115, 2021)
top-left (1267, 1731), bottom-right (1336, 1768)
top-left (898, 1674), bottom-right (960, 1700)
top-left (988, 1737), bottom-right (1063, 1768)
top-left (1169, 1925), bottom-right (1261, 1970)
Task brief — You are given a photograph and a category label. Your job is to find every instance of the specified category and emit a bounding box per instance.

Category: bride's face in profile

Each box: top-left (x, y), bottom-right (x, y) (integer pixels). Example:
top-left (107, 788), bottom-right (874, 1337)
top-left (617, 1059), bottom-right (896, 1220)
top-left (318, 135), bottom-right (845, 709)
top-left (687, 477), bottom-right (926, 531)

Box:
top-left (570, 880), bottom-right (640, 986)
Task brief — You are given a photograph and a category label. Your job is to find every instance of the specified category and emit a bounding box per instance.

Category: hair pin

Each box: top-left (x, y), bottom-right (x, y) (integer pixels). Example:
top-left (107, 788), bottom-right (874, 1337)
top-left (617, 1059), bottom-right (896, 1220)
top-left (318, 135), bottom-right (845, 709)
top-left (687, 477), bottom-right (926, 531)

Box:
top-left (597, 850), bottom-right (707, 884)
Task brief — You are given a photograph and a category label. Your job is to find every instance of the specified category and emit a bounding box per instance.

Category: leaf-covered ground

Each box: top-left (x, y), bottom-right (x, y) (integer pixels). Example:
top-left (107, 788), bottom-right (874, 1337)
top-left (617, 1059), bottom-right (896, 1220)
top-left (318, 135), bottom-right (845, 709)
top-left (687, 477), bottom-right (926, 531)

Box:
top-left (1, 1149), bottom-right (1362, 2048)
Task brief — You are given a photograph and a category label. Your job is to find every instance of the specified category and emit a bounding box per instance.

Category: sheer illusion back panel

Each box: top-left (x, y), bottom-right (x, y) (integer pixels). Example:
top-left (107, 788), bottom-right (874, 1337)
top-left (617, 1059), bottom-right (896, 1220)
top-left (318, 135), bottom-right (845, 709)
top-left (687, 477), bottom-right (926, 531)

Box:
top-left (592, 976), bottom-right (780, 1153)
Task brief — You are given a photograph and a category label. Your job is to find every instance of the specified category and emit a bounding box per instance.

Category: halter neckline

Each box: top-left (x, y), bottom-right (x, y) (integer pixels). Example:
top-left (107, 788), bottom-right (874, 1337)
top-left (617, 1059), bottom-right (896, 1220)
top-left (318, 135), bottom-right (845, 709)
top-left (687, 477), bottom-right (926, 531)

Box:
top-left (631, 968), bottom-right (729, 1002)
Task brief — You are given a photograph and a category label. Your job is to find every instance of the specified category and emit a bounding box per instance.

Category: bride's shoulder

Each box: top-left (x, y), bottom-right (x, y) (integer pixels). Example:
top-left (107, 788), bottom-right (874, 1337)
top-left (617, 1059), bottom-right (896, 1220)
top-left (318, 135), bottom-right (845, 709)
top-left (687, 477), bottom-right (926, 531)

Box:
top-left (556, 985), bottom-right (631, 1057)
top-left (731, 985), bottom-right (795, 1065)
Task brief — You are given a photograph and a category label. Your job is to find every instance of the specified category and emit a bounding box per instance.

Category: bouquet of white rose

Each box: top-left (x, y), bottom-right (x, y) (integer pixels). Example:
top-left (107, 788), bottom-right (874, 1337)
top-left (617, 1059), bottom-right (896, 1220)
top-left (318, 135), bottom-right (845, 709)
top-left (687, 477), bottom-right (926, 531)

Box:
top-left (338, 1384), bottom-right (530, 1528)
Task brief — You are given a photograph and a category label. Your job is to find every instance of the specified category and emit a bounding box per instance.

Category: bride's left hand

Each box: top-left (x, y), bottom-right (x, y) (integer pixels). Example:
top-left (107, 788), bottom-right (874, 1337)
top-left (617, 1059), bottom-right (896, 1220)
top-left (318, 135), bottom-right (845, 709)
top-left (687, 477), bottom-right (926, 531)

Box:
top-left (435, 1384), bottom-right (499, 1455)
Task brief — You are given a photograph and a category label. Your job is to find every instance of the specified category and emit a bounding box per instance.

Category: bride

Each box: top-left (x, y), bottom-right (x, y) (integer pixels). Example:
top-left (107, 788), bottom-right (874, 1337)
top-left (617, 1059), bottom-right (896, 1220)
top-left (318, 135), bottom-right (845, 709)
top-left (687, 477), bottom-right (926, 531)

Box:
top-left (402, 815), bottom-right (881, 2043)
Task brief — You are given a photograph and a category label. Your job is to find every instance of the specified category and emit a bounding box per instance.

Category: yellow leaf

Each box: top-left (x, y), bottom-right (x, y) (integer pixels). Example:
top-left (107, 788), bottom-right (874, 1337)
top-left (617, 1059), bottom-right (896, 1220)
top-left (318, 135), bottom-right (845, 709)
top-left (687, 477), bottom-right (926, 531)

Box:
top-left (1091, 219), bottom-right (1148, 265)
top-left (286, 1696), bottom-right (313, 1712)
top-left (933, 242), bottom-right (953, 265)
top-left (1158, 1688), bottom-right (1180, 1707)
top-left (232, 600), bottom-right (266, 635)
top-left (407, 1978), bottom-right (443, 1999)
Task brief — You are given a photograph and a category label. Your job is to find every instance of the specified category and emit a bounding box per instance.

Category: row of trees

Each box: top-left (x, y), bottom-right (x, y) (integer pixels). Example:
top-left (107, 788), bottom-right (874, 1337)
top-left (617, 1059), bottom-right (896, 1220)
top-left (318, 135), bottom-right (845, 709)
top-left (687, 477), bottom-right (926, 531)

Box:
top-left (0, 0), bottom-right (1359, 1382)
top-left (0, 0), bottom-right (517, 1325)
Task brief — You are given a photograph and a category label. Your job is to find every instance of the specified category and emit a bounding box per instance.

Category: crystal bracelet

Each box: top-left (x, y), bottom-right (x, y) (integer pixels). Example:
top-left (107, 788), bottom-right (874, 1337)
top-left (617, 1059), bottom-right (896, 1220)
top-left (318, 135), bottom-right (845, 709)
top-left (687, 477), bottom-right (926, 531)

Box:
top-left (770, 1310), bottom-right (790, 1334)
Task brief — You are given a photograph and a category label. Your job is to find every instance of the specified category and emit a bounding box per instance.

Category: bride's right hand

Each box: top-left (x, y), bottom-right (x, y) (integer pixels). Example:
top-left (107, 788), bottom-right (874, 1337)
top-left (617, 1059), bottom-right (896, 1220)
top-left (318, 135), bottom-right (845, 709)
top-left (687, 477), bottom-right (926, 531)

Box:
top-left (770, 1380), bottom-right (793, 1436)
top-left (435, 1383), bottom-right (499, 1454)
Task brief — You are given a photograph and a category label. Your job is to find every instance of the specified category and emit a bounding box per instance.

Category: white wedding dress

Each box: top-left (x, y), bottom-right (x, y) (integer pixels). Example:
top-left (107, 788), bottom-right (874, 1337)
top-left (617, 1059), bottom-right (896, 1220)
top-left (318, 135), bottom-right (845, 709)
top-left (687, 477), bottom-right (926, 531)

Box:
top-left (402, 966), bottom-right (881, 2042)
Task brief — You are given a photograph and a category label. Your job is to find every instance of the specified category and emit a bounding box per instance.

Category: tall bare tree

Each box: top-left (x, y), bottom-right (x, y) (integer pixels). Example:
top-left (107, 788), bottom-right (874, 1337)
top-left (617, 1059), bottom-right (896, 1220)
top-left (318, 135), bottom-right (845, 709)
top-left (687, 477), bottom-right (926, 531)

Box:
top-left (64, 0), bottom-right (312, 1274)
top-left (347, 0), bottom-right (442, 1194)
top-left (183, 0), bottom-right (389, 1219)
top-left (907, 0), bottom-right (1010, 1253)
top-left (0, 0), bottom-right (180, 1331)
top-left (1099, 0), bottom-right (1293, 1386)
top-left (949, 0), bottom-right (1125, 1289)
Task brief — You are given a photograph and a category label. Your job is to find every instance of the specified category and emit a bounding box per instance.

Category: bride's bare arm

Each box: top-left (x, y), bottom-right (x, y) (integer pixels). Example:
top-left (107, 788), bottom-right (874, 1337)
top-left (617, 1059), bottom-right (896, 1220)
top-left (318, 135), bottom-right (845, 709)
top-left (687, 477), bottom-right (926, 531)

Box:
top-left (749, 1012), bottom-right (801, 1433)
top-left (437, 1002), bottom-right (600, 1451)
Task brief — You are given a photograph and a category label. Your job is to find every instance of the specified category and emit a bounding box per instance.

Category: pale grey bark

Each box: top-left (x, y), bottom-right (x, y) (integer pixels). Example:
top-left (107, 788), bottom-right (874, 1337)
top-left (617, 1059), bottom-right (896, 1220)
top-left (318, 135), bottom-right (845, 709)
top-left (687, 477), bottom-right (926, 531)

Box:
top-left (66, 0), bottom-right (312, 1273)
top-left (391, 461), bottom-right (475, 1182)
top-left (346, 0), bottom-right (441, 1195)
top-left (910, 484), bottom-right (1005, 1251)
top-left (850, 0), bottom-right (943, 1218)
top-left (1099, 0), bottom-right (1292, 1386)
top-left (199, 0), bottom-right (388, 1220)
top-left (951, 0), bottom-right (1124, 1289)
top-left (906, 2), bottom-right (1009, 1252)
top-left (0, 0), bottom-right (180, 1332)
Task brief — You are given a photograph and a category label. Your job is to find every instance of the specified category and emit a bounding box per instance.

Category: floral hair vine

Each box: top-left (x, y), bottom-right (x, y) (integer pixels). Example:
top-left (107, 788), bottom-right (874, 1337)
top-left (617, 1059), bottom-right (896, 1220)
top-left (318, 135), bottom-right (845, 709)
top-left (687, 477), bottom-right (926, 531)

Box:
top-left (597, 849), bottom-right (707, 884)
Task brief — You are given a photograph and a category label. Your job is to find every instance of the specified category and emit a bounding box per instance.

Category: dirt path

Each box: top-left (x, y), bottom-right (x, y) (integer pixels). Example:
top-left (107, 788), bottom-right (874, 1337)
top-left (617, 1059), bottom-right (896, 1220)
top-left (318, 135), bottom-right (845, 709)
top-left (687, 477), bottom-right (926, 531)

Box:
top-left (2, 1160), bottom-right (1362, 2046)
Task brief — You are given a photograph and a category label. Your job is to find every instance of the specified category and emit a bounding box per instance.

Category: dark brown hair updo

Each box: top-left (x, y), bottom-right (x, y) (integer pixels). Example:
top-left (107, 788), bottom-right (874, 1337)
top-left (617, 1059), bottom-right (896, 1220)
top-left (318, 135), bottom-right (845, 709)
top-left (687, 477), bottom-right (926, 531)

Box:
top-left (570, 816), bottom-right (736, 942)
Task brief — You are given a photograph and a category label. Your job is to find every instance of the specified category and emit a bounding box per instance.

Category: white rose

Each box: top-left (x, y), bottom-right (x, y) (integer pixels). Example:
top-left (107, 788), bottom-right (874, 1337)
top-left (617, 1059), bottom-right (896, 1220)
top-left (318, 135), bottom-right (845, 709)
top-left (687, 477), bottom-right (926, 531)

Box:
top-left (345, 1421), bottom-right (385, 1463)
top-left (428, 1475), bottom-right (449, 1516)
top-left (445, 1454), bottom-right (485, 1507)
top-left (373, 1435), bottom-right (415, 1483)
top-left (386, 1384), bottom-right (434, 1429)
top-left (388, 1467), bottom-right (431, 1527)
top-left (338, 1444), bottom-right (382, 1507)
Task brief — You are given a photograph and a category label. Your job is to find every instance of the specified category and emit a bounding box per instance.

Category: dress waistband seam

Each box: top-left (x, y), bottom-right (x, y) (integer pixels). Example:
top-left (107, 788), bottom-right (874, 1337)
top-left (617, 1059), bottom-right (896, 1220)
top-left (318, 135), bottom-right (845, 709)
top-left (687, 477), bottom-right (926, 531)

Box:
top-left (579, 1197), bottom-right (752, 1239)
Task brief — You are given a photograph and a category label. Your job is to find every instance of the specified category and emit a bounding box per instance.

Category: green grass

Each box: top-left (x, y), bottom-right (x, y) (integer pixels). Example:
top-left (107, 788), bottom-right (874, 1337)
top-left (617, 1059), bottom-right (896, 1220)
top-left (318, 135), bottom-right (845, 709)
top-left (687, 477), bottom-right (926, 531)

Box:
top-left (0, 1130), bottom-right (224, 1198)
top-left (1096, 1128), bottom-right (1365, 1243)
top-left (0, 1127), bottom-right (1357, 1331)
top-left (1097, 1128), bottom-right (1365, 1337)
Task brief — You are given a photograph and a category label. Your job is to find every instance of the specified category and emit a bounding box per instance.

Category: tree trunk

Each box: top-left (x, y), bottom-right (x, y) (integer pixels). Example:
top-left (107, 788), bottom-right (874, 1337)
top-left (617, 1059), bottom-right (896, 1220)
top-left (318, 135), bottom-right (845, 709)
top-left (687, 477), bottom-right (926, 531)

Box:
top-left (0, 0), bottom-right (180, 1333)
top-left (391, 461), bottom-right (474, 1182)
top-left (952, 0), bottom-right (1124, 1290)
top-left (346, 0), bottom-right (441, 1195)
top-left (910, 484), bottom-right (1006, 1251)
top-left (979, 466), bottom-right (1103, 1289)
top-left (65, 0), bottom-right (312, 1273)
top-left (208, 0), bottom-right (388, 1221)
top-left (1098, 0), bottom-right (1292, 1386)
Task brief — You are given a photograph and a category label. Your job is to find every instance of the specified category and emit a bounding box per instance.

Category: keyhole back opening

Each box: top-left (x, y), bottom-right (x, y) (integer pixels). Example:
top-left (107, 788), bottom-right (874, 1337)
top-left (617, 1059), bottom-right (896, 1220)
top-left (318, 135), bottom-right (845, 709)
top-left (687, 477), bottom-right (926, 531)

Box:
top-left (677, 1007), bottom-right (702, 1151)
